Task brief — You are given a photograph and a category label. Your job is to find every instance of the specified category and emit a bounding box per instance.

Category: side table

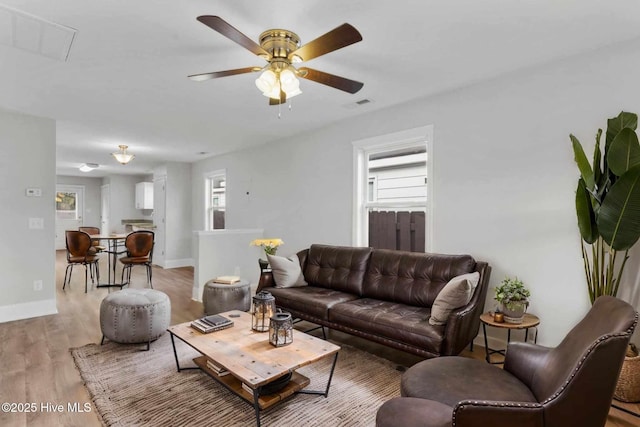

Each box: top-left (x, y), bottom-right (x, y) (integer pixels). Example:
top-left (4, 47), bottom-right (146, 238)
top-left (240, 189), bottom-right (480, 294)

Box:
top-left (202, 279), bottom-right (251, 315)
top-left (480, 312), bottom-right (540, 364)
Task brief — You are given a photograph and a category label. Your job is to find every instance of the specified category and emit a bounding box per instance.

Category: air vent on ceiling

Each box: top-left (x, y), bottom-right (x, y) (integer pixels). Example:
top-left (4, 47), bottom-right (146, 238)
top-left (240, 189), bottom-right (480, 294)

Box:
top-left (343, 98), bottom-right (375, 109)
top-left (0, 4), bottom-right (77, 62)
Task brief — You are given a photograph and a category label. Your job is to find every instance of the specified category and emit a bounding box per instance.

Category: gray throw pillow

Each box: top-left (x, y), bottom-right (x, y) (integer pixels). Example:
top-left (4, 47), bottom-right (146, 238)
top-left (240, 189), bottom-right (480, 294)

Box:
top-left (429, 272), bottom-right (480, 326)
top-left (267, 253), bottom-right (308, 288)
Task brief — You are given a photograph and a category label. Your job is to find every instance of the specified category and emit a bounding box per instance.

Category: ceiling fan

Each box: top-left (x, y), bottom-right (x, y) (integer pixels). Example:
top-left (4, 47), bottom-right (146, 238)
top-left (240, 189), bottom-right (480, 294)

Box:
top-left (189, 16), bottom-right (364, 105)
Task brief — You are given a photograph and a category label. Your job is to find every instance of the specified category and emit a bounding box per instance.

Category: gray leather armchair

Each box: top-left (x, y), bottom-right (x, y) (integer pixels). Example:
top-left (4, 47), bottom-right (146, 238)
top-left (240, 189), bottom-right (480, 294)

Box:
top-left (376, 296), bottom-right (637, 427)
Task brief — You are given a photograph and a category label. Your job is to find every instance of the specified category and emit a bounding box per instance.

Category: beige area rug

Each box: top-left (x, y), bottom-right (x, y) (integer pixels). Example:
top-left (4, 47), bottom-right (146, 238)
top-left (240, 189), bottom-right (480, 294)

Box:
top-left (71, 334), bottom-right (403, 426)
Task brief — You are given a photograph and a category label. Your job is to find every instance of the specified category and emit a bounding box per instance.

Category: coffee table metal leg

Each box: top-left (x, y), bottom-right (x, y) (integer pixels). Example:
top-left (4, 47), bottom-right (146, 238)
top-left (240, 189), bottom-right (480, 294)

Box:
top-left (253, 386), bottom-right (262, 427)
top-left (170, 333), bottom-right (181, 372)
top-left (169, 332), bottom-right (199, 372)
top-left (298, 352), bottom-right (339, 397)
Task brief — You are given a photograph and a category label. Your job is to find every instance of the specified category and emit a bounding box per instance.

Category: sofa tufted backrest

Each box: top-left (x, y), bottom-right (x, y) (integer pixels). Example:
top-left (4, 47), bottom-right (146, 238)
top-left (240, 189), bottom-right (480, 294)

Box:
top-left (303, 244), bottom-right (373, 295)
top-left (362, 249), bottom-right (476, 307)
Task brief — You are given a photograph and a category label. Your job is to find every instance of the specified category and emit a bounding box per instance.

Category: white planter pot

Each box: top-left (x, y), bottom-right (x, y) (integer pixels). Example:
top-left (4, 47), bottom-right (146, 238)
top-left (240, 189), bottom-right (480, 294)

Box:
top-left (500, 300), bottom-right (528, 324)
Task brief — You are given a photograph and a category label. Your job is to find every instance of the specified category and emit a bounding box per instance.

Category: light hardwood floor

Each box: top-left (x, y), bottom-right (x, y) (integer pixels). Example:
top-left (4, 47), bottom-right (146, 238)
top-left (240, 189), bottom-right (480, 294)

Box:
top-left (0, 251), bottom-right (638, 426)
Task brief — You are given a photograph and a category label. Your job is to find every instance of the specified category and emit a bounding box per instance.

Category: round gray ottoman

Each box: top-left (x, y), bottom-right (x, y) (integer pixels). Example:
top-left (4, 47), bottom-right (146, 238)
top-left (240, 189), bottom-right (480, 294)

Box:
top-left (100, 288), bottom-right (171, 350)
top-left (202, 279), bottom-right (251, 315)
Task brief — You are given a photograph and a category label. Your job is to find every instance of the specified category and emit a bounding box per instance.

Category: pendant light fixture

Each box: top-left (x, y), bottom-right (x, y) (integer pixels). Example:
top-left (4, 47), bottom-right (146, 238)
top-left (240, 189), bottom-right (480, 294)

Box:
top-left (112, 145), bottom-right (135, 165)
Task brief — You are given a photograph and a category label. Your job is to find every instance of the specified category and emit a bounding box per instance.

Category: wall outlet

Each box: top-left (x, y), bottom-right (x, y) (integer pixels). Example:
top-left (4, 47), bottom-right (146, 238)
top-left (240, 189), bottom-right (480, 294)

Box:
top-left (33, 280), bottom-right (43, 291)
top-left (28, 218), bottom-right (44, 229)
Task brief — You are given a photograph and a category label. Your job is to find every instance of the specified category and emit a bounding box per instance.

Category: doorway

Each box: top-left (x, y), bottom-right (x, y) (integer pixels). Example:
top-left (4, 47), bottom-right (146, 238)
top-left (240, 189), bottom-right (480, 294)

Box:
top-left (101, 184), bottom-right (110, 235)
top-left (55, 185), bottom-right (85, 250)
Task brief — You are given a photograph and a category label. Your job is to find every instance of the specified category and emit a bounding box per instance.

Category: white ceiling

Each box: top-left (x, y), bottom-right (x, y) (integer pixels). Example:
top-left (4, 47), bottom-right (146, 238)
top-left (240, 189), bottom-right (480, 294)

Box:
top-left (3, 0), bottom-right (640, 177)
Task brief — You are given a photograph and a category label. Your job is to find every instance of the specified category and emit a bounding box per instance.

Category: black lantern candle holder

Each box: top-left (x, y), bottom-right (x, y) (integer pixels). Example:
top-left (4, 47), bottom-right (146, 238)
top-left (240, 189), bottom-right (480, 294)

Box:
top-left (251, 291), bottom-right (276, 332)
top-left (269, 311), bottom-right (293, 347)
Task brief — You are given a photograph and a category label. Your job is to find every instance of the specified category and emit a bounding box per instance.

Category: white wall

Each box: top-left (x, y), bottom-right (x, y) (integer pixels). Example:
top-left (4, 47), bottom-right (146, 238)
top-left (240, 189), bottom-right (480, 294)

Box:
top-left (192, 229), bottom-right (263, 300)
top-left (192, 38), bottom-right (640, 346)
top-left (0, 110), bottom-right (56, 321)
top-left (154, 162), bottom-right (193, 268)
top-left (102, 174), bottom-right (151, 233)
top-left (56, 175), bottom-right (103, 227)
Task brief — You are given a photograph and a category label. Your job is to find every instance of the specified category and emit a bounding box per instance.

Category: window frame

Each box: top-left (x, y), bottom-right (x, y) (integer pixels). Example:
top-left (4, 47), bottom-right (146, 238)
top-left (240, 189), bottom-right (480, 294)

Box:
top-left (204, 169), bottom-right (227, 231)
top-left (352, 125), bottom-right (434, 251)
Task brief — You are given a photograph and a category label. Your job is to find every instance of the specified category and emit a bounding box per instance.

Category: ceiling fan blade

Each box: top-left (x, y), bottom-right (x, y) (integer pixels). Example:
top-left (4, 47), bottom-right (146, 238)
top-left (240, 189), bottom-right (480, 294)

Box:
top-left (298, 67), bottom-right (363, 94)
top-left (188, 67), bottom-right (260, 82)
top-left (197, 16), bottom-right (270, 58)
top-left (268, 89), bottom-right (287, 106)
top-left (289, 23), bottom-right (362, 62)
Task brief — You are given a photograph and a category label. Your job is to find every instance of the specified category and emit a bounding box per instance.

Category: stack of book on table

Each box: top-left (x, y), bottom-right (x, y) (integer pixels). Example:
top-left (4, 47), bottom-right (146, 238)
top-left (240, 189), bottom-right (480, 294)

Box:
top-left (241, 382), bottom-right (255, 396)
top-left (206, 359), bottom-right (230, 377)
top-left (190, 314), bottom-right (234, 334)
top-left (213, 275), bottom-right (241, 284)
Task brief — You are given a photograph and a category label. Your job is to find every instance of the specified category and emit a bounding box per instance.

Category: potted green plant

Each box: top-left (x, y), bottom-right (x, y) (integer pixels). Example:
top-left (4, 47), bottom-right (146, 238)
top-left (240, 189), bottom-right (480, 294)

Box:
top-left (494, 277), bottom-right (530, 324)
top-left (571, 111), bottom-right (640, 303)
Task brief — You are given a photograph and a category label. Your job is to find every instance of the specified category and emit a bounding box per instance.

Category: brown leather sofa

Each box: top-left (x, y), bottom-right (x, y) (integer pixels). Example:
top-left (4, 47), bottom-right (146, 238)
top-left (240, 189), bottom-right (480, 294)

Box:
top-left (257, 244), bottom-right (491, 358)
top-left (375, 296), bottom-right (638, 427)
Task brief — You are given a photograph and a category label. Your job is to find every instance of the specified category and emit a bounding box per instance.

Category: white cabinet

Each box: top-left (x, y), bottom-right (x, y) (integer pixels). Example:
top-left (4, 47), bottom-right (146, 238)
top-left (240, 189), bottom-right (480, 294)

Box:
top-left (135, 182), bottom-right (153, 209)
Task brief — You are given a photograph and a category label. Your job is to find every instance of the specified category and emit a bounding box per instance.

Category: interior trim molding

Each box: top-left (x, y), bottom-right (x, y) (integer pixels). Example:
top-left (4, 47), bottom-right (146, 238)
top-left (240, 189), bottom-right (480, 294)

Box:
top-left (162, 258), bottom-right (194, 269)
top-left (0, 298), bottom-right (58, 323)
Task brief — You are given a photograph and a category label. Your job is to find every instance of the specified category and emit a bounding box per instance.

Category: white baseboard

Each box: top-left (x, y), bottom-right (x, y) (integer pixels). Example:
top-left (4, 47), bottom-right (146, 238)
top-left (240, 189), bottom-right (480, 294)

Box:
top-left (0, 298), bottom-right (58, 323)
top-left (161, 258), bottom-right (194, 269)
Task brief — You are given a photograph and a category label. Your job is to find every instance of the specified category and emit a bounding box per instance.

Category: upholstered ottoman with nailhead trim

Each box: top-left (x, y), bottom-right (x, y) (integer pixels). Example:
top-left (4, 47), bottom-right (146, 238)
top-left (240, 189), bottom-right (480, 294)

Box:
top-left (202, 279), bottom-right (251, 315)
top-left (100, 288), bottom-right (171, 350)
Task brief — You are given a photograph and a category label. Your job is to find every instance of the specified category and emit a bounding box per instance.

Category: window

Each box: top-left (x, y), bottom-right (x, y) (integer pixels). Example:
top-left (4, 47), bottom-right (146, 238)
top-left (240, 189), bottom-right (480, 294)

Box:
top-left (353, 126), bottom-right (433, 252)
top-left (56, 191), bottom-right (79, 220)
top-left (205, 170), bottom-right (226, 230)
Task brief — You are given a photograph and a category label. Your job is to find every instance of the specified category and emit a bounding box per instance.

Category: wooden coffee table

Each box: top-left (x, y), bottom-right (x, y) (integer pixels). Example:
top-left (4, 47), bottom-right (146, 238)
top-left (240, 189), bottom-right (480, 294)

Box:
top-left (167, 310), bottom-right (340, 427)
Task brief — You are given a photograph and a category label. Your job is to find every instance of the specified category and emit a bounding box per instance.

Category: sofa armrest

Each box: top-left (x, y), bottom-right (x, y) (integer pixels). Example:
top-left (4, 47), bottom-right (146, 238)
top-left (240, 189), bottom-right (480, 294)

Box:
top-left (453, 400), bottom-right (544, 427)
top-left (441, 262), bottom-right (491, 355)
top-left (503, 342), bottom-right (552, 388)
top-left (256, 270), bottom-right (274, 292)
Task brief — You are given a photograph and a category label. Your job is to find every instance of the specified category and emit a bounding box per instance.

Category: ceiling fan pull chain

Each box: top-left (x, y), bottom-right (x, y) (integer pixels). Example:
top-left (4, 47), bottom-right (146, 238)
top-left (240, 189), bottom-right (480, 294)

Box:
top-left (289, 99), bottom-right (292, 111)
top-left (278, 102), bottom-right (282, 119)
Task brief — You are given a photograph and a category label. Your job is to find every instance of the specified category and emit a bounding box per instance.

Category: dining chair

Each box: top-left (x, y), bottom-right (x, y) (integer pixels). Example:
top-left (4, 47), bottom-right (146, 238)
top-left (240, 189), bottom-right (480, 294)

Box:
top-left (63, 230), bottom-right (100, 293)
top-left (78, 226), bottom-right (106, 254)
top-left (119, 230), bottom-right (155, 288)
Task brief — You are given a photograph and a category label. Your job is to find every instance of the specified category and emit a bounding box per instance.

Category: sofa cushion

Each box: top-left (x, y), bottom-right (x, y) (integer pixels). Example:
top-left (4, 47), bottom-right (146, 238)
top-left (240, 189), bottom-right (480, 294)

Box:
top-left (329, 298), bottom-right (444, 354)
top-left (429, 271), bottom-right (480, 326)
top-left (267, 253), bottom-right (307, 288)
top-left (303, 244), bottom-right (372, 296)
top-left (362, 250), bottom-right (476, 307)
top-left (268, 286), bottom-right (359, 321)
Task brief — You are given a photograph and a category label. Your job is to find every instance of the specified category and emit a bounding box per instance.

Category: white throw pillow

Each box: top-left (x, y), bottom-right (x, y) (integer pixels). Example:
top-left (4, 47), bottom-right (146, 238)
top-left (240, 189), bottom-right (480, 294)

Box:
top-left (429, 272), bottom-right (480, 326)
top-left (267, 253), bottom-right (308, 288)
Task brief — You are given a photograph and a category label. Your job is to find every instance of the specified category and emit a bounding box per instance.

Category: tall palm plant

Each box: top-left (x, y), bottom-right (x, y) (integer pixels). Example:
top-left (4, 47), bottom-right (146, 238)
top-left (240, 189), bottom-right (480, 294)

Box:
top-left (571, 111), bottom-right (640, 303)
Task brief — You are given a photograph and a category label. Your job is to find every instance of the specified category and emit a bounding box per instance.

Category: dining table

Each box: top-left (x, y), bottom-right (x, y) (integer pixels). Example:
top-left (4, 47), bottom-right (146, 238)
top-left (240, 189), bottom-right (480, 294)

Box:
top-left (91, 233), bottom-right (129, 288)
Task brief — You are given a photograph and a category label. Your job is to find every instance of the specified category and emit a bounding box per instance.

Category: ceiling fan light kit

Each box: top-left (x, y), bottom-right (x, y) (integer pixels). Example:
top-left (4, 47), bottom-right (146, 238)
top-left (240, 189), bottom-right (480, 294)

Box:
top-left (112, 144), bottom-right (134, 165)
top-left (189, 16), bottom-right (364, 110)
